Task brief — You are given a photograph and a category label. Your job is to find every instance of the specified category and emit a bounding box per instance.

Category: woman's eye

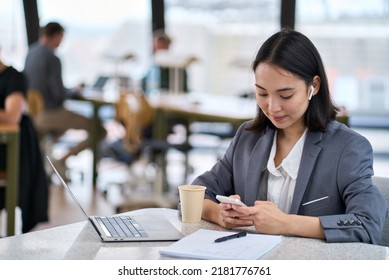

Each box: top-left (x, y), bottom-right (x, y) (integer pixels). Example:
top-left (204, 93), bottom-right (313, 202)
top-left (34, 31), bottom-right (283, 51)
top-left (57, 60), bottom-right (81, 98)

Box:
top-left (257, 92), bottom-right (268, 97)
top-left (281, 95), bottom-right (293, 99)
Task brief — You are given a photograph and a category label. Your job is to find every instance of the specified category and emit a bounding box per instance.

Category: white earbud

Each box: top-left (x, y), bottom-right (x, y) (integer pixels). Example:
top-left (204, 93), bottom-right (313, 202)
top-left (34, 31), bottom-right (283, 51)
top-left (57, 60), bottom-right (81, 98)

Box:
top-left (308, 85), bottom-right (314, 101)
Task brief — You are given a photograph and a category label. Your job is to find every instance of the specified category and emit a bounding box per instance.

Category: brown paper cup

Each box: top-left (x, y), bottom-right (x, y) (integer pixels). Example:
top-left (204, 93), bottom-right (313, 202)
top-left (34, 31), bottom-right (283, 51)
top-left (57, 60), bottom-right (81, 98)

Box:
top-left (178, 185), bottom-right (206, 223)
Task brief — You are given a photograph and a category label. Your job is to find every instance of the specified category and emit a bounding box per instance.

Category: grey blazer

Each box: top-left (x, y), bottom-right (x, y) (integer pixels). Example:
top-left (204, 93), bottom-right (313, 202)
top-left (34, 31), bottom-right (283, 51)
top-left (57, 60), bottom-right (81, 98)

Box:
top-left (192, 120), bottom-right (388, 244)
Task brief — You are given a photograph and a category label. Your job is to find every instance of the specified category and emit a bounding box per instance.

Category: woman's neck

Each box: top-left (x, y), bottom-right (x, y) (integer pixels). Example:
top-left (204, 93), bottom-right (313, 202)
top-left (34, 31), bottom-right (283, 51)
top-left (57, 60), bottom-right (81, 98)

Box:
top-left (274, 126), bottom-right (307, 167)
top-left (278, 125), bottom-right (306, 143)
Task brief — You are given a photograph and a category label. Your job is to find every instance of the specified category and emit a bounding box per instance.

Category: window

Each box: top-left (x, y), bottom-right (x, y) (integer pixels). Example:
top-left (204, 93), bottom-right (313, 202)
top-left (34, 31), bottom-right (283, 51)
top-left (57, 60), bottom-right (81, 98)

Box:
top-left (296, 0), bottom-right (389, 116)
top-left (2, 0), bottom-right (153, 88)
top-left (37, 0), bottom-right (151, 88)
top-left (0, 0), bottom-right (27, 70)
top-left (165, 0), bottom-right (281, 95)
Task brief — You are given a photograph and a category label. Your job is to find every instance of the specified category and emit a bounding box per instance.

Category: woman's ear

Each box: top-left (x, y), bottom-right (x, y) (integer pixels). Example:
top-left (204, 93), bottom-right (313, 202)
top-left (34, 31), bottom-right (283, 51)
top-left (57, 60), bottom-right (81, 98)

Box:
top-left (312, 75), bottom-right (321, 94)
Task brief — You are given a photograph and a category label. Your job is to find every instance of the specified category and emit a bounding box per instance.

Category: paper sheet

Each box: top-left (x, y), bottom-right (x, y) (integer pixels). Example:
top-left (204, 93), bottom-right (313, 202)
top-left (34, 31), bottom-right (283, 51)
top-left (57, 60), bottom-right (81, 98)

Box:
top-left (160, 229), bottom-right (283, 260)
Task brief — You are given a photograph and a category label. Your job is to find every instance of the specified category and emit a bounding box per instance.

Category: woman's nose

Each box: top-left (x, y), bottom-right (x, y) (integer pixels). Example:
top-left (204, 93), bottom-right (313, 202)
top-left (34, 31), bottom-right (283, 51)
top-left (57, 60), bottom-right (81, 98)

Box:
top-left (268, 97), bottom-right (281, 112)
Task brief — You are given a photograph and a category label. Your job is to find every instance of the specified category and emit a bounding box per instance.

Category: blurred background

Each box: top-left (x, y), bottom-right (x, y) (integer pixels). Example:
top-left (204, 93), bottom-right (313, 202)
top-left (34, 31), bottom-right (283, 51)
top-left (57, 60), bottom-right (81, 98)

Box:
top-left (1, 0), bottom-right (389, 120)
top-left (1, 0), bottom-right (388, 234)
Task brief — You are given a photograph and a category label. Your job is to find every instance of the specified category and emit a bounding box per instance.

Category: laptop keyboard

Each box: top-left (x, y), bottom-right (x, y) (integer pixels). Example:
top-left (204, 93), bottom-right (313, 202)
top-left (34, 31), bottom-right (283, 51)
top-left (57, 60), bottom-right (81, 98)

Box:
top-left (97, 216), bottom-right (148, 238)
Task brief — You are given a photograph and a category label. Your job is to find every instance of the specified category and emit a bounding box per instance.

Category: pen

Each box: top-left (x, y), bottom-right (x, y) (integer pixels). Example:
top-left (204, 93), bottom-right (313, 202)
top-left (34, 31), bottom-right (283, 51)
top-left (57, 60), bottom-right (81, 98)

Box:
top-left (214, 232), bottom-right (247, 243)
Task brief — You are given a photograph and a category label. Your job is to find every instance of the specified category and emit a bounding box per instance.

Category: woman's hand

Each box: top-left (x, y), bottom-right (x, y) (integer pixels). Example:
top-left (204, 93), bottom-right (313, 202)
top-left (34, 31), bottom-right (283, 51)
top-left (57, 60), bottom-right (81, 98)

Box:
top-left (233, 200), bottom-right (288, 235)
top-left (232, 200), bottom-right (325, 239)
top-left (216, 195), bottom-right (253, 228)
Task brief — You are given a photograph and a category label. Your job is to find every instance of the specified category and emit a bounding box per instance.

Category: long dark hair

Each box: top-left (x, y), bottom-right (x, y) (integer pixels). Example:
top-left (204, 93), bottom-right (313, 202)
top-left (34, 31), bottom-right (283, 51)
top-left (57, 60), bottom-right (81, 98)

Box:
top-left (247, 29), bottom-right (338, 133)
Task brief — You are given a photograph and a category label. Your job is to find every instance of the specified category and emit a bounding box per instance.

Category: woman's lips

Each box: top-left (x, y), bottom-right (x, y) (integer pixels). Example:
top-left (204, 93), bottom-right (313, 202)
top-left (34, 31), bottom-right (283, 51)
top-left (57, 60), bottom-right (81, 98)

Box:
top-left (271, 115), bottom-right (286, 122)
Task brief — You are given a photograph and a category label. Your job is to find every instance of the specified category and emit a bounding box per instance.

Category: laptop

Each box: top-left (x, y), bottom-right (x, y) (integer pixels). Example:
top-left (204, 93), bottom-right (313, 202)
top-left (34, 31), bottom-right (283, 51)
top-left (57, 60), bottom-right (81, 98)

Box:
top-left (91, 76), bottom-right (109, 90)
top-left (47, 155), bottom-right (184, 242)
top-left (81, 76), bottom-right (110, 98)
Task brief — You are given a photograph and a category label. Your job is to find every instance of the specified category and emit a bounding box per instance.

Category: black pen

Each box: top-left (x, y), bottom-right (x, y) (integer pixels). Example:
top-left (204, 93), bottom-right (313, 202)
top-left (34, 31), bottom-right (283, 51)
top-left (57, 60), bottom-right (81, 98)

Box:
top-left (214, 232), bottom-right (247, 243)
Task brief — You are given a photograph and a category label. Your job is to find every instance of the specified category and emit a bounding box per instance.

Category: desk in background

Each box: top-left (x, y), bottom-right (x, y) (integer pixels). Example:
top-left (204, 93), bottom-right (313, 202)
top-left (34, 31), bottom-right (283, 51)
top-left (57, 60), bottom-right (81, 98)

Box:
top-left (75, 92), bottom-right (115, 188)
top-left (0, 208), bottom-right (387, 260)
top-left (149, 93), bottom-right (255, 140)
top-left (149, 93), bottom-right (256, 192)
top-left (0, 124), bottom-right (20, 236)
top-left (78, 91), bottom-right (348, 191)
top-left (79, 91), bottom-right (256, 189)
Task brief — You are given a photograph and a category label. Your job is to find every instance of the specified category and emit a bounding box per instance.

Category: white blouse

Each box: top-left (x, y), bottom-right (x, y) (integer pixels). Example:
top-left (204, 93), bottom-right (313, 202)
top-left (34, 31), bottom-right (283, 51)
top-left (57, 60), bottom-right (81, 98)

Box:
top-left (266, 129), bottom-right (308, 213)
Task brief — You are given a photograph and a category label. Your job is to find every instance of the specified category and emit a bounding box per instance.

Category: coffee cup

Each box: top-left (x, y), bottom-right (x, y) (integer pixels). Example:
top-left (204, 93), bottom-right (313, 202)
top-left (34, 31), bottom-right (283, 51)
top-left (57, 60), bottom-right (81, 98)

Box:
top-left (177, 185), bottom-right (206, 223)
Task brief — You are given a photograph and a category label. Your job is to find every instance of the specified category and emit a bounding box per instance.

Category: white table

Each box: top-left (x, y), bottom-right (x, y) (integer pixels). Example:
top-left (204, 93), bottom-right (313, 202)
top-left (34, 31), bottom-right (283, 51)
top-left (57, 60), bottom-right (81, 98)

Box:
top-left (0, 208), bottom-right (387, 260)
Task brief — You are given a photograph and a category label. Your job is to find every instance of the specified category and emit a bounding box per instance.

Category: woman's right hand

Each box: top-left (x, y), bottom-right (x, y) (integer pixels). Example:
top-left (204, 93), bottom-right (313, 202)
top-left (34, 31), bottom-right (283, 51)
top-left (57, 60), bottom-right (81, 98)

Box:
top-left (216, 195), bottom-right (253, 228)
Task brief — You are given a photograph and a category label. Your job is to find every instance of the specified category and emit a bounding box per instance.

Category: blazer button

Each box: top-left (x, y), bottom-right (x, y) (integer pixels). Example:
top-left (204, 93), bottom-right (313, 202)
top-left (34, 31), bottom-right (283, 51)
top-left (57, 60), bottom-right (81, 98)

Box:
top-left (337, 220), bottom-right (344, 226)
top-left (349, 220), bottom-right (355, 225)
top-left (356, 220), bottom-right (362, 226)
top-left (343, 220), bottom-right (349, 226)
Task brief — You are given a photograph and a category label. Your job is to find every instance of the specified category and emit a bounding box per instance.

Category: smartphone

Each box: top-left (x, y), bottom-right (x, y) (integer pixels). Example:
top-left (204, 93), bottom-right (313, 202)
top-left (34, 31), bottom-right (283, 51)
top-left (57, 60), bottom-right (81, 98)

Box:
top-left (216, 195), bottom-right (246, 206)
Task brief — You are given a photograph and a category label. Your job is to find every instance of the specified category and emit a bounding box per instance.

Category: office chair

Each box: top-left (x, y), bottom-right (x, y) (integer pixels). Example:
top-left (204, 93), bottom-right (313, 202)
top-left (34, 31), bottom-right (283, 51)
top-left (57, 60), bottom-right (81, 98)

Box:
top-left (103, 91), bottom-right (190, 212)
top-left (372, 176), bottom-right (389, 247)
top-left (27, 89), bottom-right (84, 182)
top-left (27, 89), bottom-right (60, 177)
top-left (27, 89), bottom-right (57, 151)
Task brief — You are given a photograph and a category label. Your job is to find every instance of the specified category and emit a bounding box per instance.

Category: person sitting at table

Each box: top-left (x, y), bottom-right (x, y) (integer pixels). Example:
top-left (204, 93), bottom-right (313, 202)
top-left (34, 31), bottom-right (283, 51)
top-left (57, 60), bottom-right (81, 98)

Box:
top-left (141, 29), bottom-right (189, 94)
top-left (23, 21), bottom-right (106, 181)
top-left (192, 28), bottom-right (388, 244)
top-left (0, 55), bottom-right (49, 233)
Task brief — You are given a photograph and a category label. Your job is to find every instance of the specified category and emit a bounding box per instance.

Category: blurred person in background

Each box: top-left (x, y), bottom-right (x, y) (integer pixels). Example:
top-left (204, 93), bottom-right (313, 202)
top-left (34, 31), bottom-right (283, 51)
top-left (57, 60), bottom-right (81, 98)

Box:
top-left (23, 22), bottom-right (106, 181)
top-left (0, 51), bottom-right (48, 233)
top-left (141, 29), bottom-right (189, 94)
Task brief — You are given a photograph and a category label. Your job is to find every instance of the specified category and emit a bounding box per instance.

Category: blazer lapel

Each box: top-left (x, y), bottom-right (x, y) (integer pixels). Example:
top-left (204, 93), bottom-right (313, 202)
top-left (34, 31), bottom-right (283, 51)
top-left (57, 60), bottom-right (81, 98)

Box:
top-left (290, 130), bottom-right (323, 214)
top-left (244, 128), bottom-right (274, 206)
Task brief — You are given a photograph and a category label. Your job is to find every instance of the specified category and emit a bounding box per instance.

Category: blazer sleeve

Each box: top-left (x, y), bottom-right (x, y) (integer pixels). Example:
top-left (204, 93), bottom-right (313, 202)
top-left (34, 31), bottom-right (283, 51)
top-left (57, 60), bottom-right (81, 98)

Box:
top-left (319, 135), bottom-right (388, 244)
top-left (191, 122), bottom-right (246, 202)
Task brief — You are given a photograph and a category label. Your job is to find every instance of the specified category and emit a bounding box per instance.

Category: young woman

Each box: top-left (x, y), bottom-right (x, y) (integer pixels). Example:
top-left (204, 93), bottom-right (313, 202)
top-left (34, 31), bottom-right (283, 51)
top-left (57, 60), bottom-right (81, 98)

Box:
top-left (192, 29), bottom-right (388, 244)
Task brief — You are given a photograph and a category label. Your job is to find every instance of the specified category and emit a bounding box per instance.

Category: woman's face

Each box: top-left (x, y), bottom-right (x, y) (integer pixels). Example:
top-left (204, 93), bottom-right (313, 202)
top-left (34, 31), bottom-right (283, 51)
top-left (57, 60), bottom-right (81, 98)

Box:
top-left (254, 62), bottom-right (311, 133)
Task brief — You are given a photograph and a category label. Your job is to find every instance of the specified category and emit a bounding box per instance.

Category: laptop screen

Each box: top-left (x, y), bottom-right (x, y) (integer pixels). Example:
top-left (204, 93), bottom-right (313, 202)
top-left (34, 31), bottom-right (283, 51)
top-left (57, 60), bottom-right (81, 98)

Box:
top-left (46, 155), bottom-right (90, 219)
top-left (92, 76), bottom-right (109, 89)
